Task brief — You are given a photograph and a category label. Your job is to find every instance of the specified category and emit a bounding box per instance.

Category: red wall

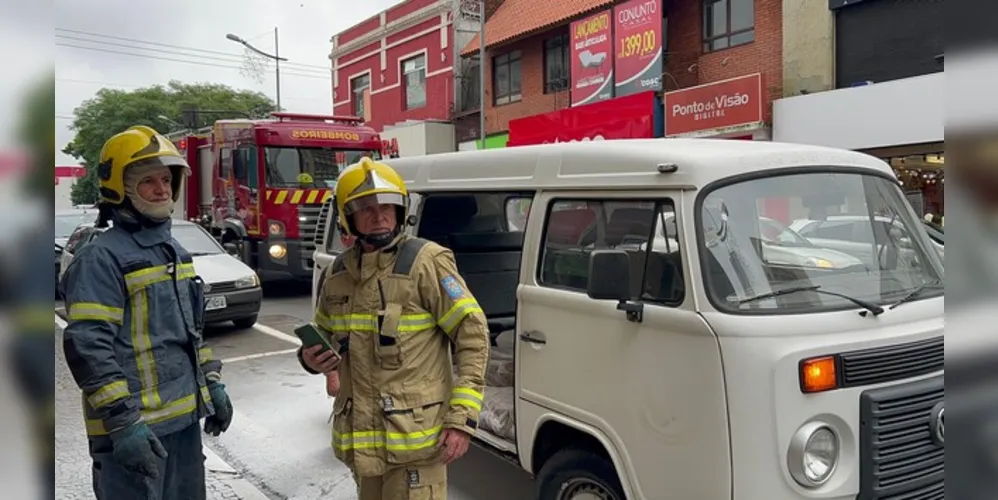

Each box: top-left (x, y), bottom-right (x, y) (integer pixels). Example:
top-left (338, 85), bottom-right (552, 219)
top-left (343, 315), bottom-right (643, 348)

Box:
top-left (332, 0), bottom-right (453, 132)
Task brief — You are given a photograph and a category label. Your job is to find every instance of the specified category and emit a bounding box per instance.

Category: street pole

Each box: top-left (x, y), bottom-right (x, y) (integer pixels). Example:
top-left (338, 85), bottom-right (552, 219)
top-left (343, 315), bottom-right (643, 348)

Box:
top-left (274, 27), bottom-right (282, 111)
top-left (226, 30), bottom-right (288, 113)
top-left (478, 0), bottom-right (486, 146)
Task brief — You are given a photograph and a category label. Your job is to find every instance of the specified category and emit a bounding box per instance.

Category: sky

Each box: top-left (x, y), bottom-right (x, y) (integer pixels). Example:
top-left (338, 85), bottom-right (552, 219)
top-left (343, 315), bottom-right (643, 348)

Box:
top-left (50, 0), bottom-right (401, 165)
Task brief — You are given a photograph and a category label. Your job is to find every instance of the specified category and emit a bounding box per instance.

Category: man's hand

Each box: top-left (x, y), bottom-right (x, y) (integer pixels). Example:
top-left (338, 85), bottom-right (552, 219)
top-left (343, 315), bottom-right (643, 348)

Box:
top-left (301, 345), bottom-right (341, 373)
top-left (438, 428), bottom-right (472, 465)
top-left (325, 370), bottom-right (340, 397)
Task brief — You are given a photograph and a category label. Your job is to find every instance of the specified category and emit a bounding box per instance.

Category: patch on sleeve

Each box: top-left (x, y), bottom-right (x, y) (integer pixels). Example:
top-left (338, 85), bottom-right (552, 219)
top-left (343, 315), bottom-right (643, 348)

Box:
top-left (440, 275), bottom-right (464, 299)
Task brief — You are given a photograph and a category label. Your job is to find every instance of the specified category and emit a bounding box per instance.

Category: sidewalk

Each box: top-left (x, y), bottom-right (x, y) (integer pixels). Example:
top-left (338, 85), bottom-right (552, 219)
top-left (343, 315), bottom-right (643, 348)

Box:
top-left (205, 446), bottom-right (273, 500)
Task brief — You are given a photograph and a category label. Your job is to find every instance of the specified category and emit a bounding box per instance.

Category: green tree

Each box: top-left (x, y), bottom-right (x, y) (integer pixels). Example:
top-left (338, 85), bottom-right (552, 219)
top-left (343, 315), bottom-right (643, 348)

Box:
top-left (65, 80), bottom-right (275, 204)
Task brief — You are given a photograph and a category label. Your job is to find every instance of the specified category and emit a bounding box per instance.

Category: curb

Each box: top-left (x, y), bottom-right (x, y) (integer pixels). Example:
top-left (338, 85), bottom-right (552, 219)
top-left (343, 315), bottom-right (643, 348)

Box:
top-left (204, 446), bottom-right (272, 500)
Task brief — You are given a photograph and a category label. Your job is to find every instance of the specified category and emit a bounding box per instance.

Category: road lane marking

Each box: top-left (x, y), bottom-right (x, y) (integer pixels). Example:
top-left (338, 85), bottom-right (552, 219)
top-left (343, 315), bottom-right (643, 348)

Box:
top-left (55, 313), bottom-right (67, 329)
top-left (251, 323), bottom-right (301, 346)
top-left (220, 348), bottom-right (299, 364)
top-left (202, 445), bottom-right (271, 500)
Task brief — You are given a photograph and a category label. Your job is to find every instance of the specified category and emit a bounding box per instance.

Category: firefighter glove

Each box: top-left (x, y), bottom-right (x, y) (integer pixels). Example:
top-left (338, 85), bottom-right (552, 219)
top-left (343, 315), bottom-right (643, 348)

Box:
top-left (109, 421), bottom-right (167, 479)
top-left (204, 382), bottom-right (233, 436)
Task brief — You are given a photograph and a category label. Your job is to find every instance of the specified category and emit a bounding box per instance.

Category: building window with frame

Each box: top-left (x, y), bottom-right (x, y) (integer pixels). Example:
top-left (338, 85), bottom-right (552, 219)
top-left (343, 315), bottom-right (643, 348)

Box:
top-left (350, 74), bottom-right (370, 117)
top-left (538, 198), bottom-right (685, 305)
top-left (402, 54), bottom-right (427, 110)
top-left (702, 0), bottom-right (754, 53)
top-left (544, 33), bottom-right (570, 93)
top-left (493, 50), bottom-right (522, 105)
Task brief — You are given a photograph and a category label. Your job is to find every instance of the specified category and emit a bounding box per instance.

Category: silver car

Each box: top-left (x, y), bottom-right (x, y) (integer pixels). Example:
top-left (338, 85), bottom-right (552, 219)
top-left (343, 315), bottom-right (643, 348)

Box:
top-left (59, 220), bottom-right (263, 328)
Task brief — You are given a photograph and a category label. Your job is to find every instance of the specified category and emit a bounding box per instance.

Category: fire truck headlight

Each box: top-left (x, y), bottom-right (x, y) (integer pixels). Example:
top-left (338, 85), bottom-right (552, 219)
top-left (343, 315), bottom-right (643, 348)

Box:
top-left (269, 243), bottom-right (287, 259)
top-left (788, 422), bottom-right (839, 487)
top-left (269, 222), bottom-right (284, 236)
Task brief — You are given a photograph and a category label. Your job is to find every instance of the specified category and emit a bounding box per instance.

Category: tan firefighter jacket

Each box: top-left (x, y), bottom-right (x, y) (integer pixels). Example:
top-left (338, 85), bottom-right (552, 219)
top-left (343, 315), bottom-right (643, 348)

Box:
top-left (310, 235), bottom-right (490, 476)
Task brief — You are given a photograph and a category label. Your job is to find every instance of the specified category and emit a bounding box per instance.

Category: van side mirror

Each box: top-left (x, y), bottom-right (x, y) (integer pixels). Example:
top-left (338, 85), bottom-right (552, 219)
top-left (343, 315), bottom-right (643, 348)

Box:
top-left (223, 242), bottom-right (240, 257)
top-left (587, 250), bottom-right (643, 323)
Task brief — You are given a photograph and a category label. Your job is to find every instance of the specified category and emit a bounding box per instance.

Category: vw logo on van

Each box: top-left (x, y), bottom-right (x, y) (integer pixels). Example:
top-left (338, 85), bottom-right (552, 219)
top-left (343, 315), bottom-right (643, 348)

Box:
top-left (930, 402), bottom-right (944, 446)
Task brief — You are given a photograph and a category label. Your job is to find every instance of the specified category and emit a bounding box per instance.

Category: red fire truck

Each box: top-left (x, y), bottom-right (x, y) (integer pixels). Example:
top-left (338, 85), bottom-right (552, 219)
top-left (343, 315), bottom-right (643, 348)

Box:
top-left (172, 112), bottom-right (397, 282)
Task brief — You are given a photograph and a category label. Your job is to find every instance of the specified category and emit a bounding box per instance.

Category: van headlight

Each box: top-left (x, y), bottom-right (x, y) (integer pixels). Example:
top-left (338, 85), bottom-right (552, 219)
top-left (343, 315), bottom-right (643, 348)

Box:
top-left (234, 274), bottom-right (259, 289)
top-left (788, 422), bottom-right (839, 487)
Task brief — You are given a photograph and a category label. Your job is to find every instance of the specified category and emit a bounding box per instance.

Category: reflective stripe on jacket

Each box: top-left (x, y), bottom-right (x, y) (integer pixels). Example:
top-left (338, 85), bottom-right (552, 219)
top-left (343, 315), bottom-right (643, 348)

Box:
top-left (313, 235), bottom-right (490, 476)
top-left (61, 219), bottom-right (221, 438)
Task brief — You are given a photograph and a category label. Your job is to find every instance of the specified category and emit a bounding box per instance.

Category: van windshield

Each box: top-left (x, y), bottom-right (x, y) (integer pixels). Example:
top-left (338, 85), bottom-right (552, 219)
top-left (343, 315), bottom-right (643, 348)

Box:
top-left (699, 171), bottom-right (944, 314)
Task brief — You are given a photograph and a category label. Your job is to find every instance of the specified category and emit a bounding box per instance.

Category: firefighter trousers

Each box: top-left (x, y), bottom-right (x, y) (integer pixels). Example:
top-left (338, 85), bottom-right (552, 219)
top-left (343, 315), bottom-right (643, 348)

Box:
top-left (90, 422), bottom-right (206, 500)
top-left (357, 460), bottom-right (447, 500)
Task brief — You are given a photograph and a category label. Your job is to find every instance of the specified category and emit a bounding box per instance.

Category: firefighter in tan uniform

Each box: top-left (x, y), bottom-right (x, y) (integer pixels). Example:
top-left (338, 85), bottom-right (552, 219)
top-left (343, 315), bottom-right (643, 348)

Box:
top-left (298, 157), bottom-right (490, 499)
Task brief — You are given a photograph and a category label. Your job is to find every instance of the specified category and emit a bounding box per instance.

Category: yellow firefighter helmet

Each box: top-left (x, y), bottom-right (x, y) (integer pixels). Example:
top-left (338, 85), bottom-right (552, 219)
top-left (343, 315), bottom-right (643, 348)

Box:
top-left (97, 125), bottom-right (190, 204)
top-left (334, 157), bottom-right (408, 236)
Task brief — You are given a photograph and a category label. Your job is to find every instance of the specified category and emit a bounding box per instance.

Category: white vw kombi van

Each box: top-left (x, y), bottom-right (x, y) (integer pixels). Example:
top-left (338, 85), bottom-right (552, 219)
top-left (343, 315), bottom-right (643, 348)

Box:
top-left (313, 139), bottom-right (944, 500)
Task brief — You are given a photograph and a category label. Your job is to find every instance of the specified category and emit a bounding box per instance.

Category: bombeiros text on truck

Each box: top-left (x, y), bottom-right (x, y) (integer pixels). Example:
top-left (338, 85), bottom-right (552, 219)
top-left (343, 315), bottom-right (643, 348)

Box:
top-left (168, 112), bottom-right (398, 282)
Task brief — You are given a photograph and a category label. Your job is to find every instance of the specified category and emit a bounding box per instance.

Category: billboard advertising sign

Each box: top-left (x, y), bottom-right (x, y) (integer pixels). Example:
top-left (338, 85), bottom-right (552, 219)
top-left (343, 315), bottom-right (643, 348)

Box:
top-left (664, 73), bottom-right (765, 136)
top-left (508, 91), bottom-right (657, 146)
top-left (569, 10), bottom-right (614, 106)
top-left (613, 0), bottom-right (663, 98)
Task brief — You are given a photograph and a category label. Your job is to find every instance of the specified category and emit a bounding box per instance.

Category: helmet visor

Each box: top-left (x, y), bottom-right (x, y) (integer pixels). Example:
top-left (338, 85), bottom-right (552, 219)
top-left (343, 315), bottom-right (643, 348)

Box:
top-left (126, 154), bottom-right (189, 172)
top-left (344, 192), bottom-right (405, 215)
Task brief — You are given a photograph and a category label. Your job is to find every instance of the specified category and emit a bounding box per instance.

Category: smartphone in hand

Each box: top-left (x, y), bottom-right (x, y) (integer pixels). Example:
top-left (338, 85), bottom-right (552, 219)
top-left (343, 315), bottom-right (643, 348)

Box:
top-left (293, 323), bottom-right (340, 360)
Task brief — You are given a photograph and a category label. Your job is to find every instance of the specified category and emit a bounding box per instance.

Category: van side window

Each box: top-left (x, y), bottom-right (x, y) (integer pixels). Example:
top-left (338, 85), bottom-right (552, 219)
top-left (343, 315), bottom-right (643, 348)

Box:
top-left (416, 191), bottom-right (532, 323)
top-left (539, 199), bottom-right (685, 306)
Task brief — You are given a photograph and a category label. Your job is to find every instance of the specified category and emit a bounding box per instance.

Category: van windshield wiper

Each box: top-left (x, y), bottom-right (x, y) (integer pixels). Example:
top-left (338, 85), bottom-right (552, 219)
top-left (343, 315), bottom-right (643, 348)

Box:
top-left (888, 278), bottom-right (943, 310)
top-left (735, 285), bottom-right (885, 316)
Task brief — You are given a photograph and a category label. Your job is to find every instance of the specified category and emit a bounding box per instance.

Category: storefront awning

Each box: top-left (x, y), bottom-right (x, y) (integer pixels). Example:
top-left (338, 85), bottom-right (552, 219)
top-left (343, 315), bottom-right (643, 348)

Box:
top-left (460, 0), bottom-right (614, 57)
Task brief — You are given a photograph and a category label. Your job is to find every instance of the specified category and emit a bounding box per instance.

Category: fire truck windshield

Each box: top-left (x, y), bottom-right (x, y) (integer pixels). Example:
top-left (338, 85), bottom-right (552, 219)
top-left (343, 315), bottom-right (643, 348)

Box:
top-left (264, 147), bottom-right (382, 187)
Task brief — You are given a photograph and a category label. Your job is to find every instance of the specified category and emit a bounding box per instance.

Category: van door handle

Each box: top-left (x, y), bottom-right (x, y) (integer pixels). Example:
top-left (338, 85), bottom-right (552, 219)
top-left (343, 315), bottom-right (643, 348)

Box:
top-left (519, 331), bottom-right (547, 345)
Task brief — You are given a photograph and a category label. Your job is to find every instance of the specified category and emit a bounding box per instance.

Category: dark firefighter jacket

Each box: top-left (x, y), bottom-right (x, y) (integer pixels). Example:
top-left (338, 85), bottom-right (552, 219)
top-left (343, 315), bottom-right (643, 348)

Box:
top-left (61, 217), bottom-right (221, 438)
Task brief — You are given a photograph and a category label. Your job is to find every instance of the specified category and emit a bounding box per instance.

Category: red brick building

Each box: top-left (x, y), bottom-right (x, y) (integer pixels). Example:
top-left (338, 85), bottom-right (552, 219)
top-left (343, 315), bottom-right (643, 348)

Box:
top-left (459, 0), bottom-right (784, 143)
top-left (330, 0), bottom-right (461, 133)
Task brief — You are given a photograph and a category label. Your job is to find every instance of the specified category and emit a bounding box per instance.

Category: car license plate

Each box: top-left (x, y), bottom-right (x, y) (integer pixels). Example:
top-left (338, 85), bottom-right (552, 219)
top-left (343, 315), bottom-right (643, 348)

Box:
top-left (205, 295), bottom-right (227, 311)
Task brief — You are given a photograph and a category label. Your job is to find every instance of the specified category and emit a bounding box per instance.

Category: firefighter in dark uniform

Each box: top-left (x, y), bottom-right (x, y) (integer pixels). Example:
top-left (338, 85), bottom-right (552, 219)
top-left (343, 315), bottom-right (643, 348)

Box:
top-left (61, 125), bottom-right (234, 499)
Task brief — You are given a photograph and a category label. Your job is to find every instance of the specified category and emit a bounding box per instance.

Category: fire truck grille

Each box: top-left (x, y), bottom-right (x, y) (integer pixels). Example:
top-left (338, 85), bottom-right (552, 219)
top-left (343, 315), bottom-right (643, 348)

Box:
top-left (858, 375), bottom-right (944, 499)
top-left (297, 203), bottom-right (323, 255)
top-left (314, 198), bottom-right (333, 250)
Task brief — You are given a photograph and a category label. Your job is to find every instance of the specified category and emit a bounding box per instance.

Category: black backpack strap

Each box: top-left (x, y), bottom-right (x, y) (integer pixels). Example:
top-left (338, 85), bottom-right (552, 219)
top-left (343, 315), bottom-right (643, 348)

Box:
top-left (393, 238), bottom-right (430, 276)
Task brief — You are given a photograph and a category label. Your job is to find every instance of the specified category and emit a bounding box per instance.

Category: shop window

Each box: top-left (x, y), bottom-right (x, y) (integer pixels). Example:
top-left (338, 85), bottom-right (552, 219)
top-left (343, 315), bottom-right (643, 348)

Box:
top-left (351, 74), bottom-right (370, 117)
top-left (538, 199), bottom-right (685, 305)
top-left (493, 51), bottom-right (522, 105)
top-left (702, 0), bottom-right (754, 53)
top-left (402, 54), bottom-right (427, 110)
top-left (544, 34), bottom-right (570, 93)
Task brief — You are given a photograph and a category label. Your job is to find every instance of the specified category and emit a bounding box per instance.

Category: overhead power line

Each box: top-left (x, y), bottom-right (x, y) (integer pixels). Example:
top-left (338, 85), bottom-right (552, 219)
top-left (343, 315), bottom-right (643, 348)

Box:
top-left (56, 43), bottom-right (331, 80)
top-left (54, 27), bottom-right (332, 73)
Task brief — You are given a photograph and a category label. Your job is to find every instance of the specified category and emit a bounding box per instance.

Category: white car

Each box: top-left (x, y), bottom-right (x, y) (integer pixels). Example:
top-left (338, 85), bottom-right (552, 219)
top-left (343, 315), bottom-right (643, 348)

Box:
top-left (59, 219), bottom-right (263, 328)
top-left (790, 215), bottom-right (943, 266)
top-left (637, 214), bottom-right (864, 271)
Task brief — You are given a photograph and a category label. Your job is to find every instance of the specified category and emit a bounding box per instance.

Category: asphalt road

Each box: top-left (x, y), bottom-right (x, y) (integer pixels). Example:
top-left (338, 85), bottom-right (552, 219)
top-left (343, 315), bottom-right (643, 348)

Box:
top-left (54, 284), bottom-right (535, 500)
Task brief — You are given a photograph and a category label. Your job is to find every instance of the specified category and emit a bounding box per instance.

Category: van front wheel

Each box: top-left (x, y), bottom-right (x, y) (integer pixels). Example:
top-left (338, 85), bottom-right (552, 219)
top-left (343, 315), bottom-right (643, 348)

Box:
top-left (537, 448), bottom-right (626, 500)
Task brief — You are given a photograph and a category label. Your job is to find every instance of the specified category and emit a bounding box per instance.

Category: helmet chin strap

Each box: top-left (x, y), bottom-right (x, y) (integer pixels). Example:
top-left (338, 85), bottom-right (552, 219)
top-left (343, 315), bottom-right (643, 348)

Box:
top-left (358, 228), bottom-right (400, 249)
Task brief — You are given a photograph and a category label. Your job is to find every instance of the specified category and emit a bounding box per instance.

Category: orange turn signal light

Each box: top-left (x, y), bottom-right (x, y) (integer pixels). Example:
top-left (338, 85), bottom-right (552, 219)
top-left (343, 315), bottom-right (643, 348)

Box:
top-left (800, 356), bottom-right (838, 393)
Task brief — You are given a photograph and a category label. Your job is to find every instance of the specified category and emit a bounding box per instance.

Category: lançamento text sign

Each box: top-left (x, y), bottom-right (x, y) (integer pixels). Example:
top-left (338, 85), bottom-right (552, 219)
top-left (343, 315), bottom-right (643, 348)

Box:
top-left (570, 10), bottom-right (614, 106)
